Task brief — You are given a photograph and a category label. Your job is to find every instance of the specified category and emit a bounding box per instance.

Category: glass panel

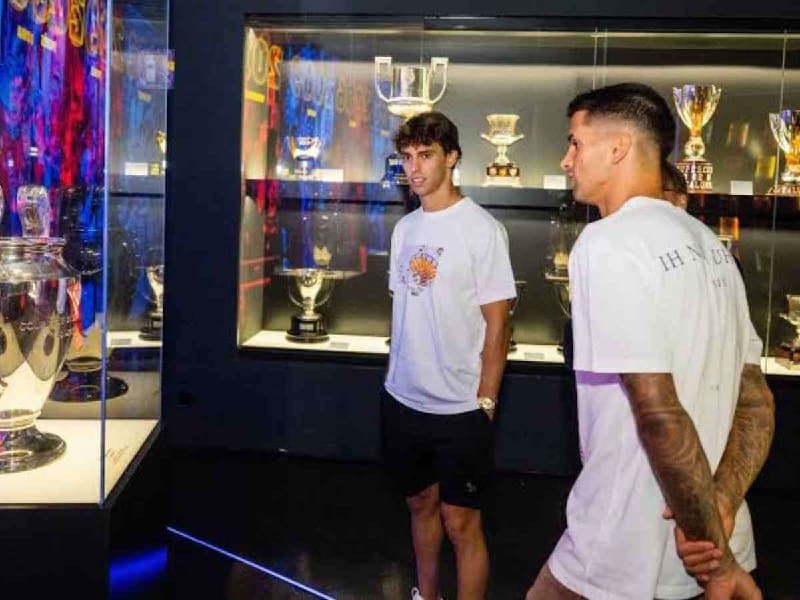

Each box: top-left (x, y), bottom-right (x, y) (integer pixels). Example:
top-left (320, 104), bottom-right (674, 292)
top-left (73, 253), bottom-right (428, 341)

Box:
top-left (765, 35), bottom-right (800, 376)
top-left (103, 0), bottom-right (168, 499)
top-left (237, 21), bottom-right (597, 363)
top-left (0, 0), bottom-right (105, 502)
top-left (600, 30), bottom-right (797, 378)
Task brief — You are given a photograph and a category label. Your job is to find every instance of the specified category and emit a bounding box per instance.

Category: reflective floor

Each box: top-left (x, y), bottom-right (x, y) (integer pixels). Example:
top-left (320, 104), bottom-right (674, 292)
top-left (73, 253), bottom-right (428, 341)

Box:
top-left (122, 451), bottom-right (800, 599)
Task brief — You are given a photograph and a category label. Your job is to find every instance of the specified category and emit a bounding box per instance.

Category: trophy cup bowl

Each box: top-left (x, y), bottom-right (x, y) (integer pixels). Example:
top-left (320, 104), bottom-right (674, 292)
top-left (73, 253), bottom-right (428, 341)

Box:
top-left (779, 293), bottom-right (800, 368)
top-left (140, 265), bottom-right (164, 341)
top-left (481, 114), bottom-right (524, 187)
top-left (289, 136), bottom-right (323, 180)
top-left (17, 185), bottom-right (52, 237)
top-left (673, 84), bottom-right (722, 193)
top-left (0, 237), bottom-right (78, 472)
top-left (768, 110), bottom-right (800, 196)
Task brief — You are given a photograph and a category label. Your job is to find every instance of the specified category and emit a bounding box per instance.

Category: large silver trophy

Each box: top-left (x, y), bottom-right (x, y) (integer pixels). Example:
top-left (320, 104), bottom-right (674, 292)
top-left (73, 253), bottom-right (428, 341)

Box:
top-left (779, 294), bottom-right (800, 369)
top-left (481, 114), bottom-right (524, 187)
top-left (374, 56), bottom-right (449, 185)
top-left (0, 188), bottom-right (79, 471)
top-left (140, 264), bottom-right (164, 341)
top-left (768, 110), bottom-right (800, 196)
top-left (673, 84), bottom-right (722, 193)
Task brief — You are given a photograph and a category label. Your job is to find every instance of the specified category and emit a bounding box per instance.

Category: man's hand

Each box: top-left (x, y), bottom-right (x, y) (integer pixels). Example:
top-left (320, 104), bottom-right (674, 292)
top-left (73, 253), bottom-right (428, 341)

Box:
top-left (664, 491), bottom-right (737, 584)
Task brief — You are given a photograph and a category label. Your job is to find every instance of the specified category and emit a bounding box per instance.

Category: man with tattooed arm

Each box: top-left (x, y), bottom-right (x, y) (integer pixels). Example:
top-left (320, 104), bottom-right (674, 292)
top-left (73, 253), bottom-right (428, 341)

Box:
top-left (526, 83), bottom-right (774, 599)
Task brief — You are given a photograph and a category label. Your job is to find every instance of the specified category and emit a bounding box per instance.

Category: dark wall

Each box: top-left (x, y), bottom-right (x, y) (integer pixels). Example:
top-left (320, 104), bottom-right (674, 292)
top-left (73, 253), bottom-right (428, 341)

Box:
top-left (165, 0), bottom-right (800, 474)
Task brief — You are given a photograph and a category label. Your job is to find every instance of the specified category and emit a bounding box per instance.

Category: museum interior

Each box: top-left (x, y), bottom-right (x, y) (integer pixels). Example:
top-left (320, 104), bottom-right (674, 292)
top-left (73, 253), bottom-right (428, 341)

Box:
top-left (0, 0), bottom-right (798, 597)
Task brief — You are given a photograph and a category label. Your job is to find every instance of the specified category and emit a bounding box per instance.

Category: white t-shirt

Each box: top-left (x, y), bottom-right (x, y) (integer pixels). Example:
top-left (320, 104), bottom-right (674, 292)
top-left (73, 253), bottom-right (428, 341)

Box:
top-left (549, 197), bottom-right (763, 600)
top-left (384, 197), bottom-right (516, 415)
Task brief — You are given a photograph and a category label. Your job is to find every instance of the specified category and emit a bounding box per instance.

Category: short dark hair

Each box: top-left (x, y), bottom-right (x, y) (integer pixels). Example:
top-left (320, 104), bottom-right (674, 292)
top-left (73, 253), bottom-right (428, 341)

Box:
top-left (393, 111), bottom-right (462, 162)
top-left (567, 83), bottom-right (676, 160)
top-left (662, 160), bottom-right (688, 195)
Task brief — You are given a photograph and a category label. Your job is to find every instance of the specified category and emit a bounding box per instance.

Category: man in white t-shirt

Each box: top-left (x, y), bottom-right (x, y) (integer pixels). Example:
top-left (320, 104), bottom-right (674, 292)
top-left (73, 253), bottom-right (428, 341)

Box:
top-left (382, 111), bottom-right (516, 600)
top-left (526, 83), bottom-right (775, 599)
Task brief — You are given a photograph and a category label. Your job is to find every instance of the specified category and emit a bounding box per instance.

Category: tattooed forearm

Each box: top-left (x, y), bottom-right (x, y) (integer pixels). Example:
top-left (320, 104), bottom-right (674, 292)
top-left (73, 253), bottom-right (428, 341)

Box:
top-left (622, 373), bottom-right (735, 570)
top-left (714, 364), bottom-right (775, 513)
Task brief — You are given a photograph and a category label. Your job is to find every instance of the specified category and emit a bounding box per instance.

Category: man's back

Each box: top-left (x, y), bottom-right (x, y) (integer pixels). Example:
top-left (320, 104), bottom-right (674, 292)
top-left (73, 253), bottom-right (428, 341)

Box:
top-left (550, 197), bottom-right (761, 599)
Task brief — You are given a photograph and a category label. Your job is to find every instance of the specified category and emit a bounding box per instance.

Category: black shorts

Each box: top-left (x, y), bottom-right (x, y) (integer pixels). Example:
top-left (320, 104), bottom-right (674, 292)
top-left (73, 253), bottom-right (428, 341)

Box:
top-left (380, 391), bottom-right (494, 509)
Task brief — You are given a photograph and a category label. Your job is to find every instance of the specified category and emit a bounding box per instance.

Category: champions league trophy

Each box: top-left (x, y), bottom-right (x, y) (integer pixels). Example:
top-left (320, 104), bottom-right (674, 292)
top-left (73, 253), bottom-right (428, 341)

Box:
top-left (481, 114), bottom-right (524, 187)
top-left (374, 56), bottom-right (449, 185)
top-left (779, 294), bottom-right (800, 369)
top-left (768, 110), bottom-right (800, 196)
top-left (140, 264), bottom-right (164, 341)
top-left (0, 193), bottom-right (79, 472)
top-left (289, 135), bottom-right (323, 180)
top-left (673, 85), bottom-right (722, 193)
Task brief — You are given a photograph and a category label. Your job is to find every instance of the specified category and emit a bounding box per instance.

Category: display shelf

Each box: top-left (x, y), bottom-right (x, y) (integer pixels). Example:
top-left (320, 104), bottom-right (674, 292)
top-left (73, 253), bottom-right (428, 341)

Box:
top-left (0, 419), bottom-right (159, 504)
top-left (108, 330), bottom-right (164, 349)
top-left (241, 329), bottom-right (565, 364)
top-left (266, 179), bottom-right (570, 209)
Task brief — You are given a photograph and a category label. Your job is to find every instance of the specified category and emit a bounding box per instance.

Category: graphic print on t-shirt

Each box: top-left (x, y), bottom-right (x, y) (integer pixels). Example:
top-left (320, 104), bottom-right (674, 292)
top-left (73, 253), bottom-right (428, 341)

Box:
top-left (401, 245), bottom-right (444, 295)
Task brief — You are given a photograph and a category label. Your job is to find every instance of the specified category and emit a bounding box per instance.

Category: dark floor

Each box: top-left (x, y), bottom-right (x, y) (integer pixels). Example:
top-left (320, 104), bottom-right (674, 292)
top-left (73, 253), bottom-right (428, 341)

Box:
top-left (137, 450), bottom-right (800, 600)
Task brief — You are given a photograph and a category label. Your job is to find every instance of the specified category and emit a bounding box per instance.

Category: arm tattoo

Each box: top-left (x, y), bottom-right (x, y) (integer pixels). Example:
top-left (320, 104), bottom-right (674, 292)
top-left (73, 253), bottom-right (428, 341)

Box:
top-left (714, 364), bottom-right (775, 513)
top-left (622, 373), bottom-right (735, 569)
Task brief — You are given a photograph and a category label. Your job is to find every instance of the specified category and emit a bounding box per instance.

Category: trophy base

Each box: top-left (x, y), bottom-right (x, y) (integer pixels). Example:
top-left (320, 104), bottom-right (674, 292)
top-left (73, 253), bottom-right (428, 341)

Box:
top-left (0, 425), bottom-right (66, 473)
top-left (677, 160), bottom-right (713, 193)
top-left (767, 183), bottom-right (800, 197)
top-left (484, 175), bottom-right (521, 188)
top-left (140, 313), bottom-right (163, 341)
top-left (49, 370), bottom-right (129, 403)
top-left (286, 314), bottom-right (329, 343)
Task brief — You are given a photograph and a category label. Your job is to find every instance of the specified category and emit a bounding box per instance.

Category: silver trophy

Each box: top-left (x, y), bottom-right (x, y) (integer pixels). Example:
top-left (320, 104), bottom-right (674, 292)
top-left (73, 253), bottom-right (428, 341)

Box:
top-left (768, 110), bottom-right (800, 196)
top-left (140, 265), bottom-right (164, 341)
top-left (673, 84), bottom-right (722, 193)
top-left (374, 56), bottom-right (449, 185)
top-left (282, 267), bottom-right (335, 342)
top-left (289, 136), bottom-right (323, 180)
top-left (481, 114), bottom-right (524, 187)
top-left (0, 236), bottom-right (78, 472)
top-left (374, 56), bottom-right (449, 120)
top-left (779, 294), bottom-right (800, 369)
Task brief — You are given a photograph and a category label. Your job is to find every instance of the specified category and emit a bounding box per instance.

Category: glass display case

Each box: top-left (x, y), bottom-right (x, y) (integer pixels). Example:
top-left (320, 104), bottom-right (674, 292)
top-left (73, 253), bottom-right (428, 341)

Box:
top-left (0, 0), bottom-right (168, 504)
top-left (236, 18), bottom-right (800, 378)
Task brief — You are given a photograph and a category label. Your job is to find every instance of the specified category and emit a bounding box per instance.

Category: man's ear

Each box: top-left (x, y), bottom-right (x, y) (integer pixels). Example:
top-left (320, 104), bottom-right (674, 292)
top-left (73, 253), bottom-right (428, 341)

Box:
top-left (446, 149), bottom-right (459, 169)
top-left (611, 131), bottom-right (633, 164)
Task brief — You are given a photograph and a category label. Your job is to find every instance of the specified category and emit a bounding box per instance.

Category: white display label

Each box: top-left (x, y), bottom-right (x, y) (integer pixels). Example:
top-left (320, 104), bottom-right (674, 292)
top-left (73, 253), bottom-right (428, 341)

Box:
top-left (730, 180), bottom-right (753, 195)
top-left (330, 341), bottom-right (350, 350)
top-left (543, 175), bottom-right (567, 190)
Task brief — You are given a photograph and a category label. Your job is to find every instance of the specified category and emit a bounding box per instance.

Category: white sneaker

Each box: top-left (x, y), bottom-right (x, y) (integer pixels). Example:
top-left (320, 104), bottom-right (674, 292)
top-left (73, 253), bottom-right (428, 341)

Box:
top-left (411, 587), bottom-right (444, 600)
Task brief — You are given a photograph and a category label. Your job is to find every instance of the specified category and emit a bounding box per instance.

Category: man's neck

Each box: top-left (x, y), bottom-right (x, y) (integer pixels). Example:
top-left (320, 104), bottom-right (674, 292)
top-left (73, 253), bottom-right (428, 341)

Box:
top-left (598, 175), bottom-right (662, 217)
top-left (420, 186), bottom-right (463, 212)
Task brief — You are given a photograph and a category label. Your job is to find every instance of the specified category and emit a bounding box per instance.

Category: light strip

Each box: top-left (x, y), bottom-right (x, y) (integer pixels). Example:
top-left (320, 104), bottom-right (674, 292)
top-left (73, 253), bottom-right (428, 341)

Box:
top-left (167, 527), bottom-right (335, 600)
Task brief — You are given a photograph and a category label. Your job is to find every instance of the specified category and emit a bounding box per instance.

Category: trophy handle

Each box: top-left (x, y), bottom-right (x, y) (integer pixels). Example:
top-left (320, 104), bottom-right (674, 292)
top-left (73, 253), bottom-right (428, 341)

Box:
top-left (429, 57), bottom-right (449, 105)
top-left (374, 56), bottom-right (392, 103)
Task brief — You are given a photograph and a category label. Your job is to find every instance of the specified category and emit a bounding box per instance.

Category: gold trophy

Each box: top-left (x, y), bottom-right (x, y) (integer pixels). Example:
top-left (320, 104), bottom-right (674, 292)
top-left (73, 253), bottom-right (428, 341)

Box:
top-left (673, 84), bottom-right (722, 193)
top-left (481, 114), bottom-right (524, 187)
top-left (768, 110), bottom-right (800, 196)
top-left (779, 294), bottom-right (800, 369)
